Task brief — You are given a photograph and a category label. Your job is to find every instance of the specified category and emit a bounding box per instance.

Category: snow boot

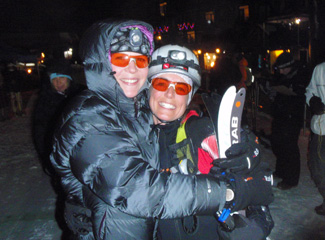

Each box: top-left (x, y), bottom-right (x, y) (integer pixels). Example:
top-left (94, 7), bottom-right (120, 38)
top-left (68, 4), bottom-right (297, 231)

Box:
top-left (315, 201), bottom-right (325, 216)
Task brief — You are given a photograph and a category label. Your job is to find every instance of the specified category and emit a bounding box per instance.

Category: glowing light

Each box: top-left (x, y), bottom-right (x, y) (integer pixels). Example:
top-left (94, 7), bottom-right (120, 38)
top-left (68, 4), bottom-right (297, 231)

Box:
top-left (216, 48), bottom-right (220, 54)
top-left (203, 53), bottom-right (217, 70)
top-left (295, 18), bottom-right (301, 25)
top-left (64, 48), bottom-right (73, 59)
top-left (198, 50), bottom-right (202, 54)
top-left (27, 68), bottom-right (32, 74)
top-left (274, 50), bottom-right (284, 58)
top-left (41, 52), bottom-right (45, 58)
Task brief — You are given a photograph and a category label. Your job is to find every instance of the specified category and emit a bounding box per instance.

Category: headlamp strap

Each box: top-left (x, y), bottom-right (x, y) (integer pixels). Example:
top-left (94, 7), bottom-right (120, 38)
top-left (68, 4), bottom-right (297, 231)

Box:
top-left (151, 56), bottom-right (200, 73)
top-left (163, 63), bottom-right (188, 72)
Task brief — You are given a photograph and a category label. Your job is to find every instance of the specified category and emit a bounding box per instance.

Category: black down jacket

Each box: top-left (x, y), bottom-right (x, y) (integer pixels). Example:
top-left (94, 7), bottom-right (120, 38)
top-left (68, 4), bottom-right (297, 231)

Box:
top-left (50, 19), bottom-right (226, 240)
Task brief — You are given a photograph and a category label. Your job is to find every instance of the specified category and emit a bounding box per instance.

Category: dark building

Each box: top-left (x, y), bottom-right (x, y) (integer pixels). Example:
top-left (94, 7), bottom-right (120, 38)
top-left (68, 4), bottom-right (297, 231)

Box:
top-left (143, 0), bottom-right (325, 71)
top-left (2, 0), bottom-right (325, 71)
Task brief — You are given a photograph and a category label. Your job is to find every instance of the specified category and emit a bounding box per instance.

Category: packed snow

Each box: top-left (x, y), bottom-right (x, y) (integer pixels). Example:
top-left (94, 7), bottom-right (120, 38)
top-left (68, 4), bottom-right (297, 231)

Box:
top-left (0, 110), bottom-right (325, 240)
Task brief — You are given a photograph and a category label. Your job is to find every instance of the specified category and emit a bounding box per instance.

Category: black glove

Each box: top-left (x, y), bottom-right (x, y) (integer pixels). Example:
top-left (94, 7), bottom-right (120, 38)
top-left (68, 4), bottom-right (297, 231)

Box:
top-left (224, 162), bottom-right (274, 212)
top-left (64, 201), bottom-right (92, 236)
top-left (210, 128), bottom-right (260, 175)
top-left (309, 96), bottom-right (325, 115)
top-left (217, 213), bottom-right (266, 240)
top-left (246, 205), bottom-right (274, 237)
top-left (217, 205), bottom-right (274, 240)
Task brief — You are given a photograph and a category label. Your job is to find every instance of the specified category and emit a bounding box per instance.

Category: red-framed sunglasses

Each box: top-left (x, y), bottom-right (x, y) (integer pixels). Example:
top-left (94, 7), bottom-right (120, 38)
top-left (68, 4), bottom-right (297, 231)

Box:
top-left (151, 78), bottom-right (192, 95)
top-left (111, 53), bottom-right (149, 68)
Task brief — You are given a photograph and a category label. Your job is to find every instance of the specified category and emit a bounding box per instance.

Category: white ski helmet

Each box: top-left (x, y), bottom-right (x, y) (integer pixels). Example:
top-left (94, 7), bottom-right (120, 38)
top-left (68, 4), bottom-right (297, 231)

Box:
top-left (148, 44), bottom-right (201, 95)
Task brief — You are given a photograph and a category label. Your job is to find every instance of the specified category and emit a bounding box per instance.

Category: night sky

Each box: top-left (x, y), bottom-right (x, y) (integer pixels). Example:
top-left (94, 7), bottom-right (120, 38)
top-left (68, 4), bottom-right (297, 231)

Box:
top-left (2, 0), bottom-right (157, 34)
top-left (3, 1), bottom-right (116, 33)
top-left (3, 1), bottom-right (325, 63)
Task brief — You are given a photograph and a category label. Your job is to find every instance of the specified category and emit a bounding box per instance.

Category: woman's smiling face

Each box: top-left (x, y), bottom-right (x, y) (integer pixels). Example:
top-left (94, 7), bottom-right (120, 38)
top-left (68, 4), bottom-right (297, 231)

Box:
top-left (111, 52), bottom-right (149, 98)
top-left (149, 73), bottom-right (189, 124)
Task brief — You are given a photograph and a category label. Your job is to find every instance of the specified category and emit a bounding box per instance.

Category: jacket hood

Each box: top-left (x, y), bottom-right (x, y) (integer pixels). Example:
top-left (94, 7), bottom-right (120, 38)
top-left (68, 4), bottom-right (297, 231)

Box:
top-left (79, 19), bottom-right (154, 104)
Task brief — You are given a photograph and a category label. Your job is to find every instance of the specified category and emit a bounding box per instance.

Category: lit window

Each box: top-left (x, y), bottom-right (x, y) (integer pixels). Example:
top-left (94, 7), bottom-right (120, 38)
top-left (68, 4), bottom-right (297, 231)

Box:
top-left (187, 31), bottom-right (195, 43)
top-left (205, 11), bottom-right (214, 24)
top-left (239, 5), bottom-right (249, 21)
top-left (160, 2), bottom-right (167, 16)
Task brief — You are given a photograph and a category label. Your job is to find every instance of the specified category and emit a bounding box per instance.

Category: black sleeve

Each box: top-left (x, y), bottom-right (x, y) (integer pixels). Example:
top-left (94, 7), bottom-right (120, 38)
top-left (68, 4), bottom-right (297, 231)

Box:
top-left (185, 116), bottom-right (215, 151)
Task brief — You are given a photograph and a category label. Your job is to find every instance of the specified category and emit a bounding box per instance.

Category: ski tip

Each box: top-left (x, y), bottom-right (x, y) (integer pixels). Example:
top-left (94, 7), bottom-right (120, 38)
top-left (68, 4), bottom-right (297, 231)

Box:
top-left (225, 86), bottom-right (237, 94)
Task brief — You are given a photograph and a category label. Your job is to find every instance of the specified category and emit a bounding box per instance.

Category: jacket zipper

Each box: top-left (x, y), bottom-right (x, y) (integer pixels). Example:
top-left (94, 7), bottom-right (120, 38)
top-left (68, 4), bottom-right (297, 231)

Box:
top-left (134, 96), bottom-right (138, 118)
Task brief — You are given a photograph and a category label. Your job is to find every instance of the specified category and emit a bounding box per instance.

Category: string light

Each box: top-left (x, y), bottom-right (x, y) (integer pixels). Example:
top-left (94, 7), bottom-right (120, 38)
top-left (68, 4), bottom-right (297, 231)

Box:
top-left (154, 26), bottom-right (169, 34)
top-left (177, 22), bottom-right (195, 31)
top-left (154, 22), bottom-right (195, 35)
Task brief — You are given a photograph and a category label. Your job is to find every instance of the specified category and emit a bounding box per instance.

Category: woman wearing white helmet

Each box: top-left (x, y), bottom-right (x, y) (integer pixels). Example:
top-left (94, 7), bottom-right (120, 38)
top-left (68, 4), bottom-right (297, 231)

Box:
top-left (148, 44), bottom-right (274, 240)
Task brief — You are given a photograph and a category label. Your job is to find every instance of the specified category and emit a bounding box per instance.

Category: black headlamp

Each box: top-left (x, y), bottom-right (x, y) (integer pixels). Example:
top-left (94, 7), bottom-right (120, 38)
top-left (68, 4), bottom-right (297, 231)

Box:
top-left (129, 28), bottom-right (143, 47)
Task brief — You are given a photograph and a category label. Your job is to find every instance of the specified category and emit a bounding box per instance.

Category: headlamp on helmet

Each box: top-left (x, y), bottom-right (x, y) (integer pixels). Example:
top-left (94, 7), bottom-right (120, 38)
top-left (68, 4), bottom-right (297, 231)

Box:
top-left (169, 50), bottom-right (186, 62)
top-left (148, 44), bottom-right (201, 95)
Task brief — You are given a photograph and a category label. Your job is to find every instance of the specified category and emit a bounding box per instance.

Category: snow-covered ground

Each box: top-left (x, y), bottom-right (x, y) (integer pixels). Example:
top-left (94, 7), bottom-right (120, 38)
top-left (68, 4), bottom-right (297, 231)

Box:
top-left (0, 115), bottom-right (62, 239)
top-left (0, 111), bottom-right (325, 239)
top-left (256, 112), bottom-right (325, 240)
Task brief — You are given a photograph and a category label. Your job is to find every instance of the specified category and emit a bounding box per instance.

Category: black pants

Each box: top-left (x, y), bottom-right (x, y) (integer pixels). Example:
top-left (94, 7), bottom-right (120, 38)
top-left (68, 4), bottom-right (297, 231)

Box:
top-left (271, 117), bottom-right (301, 186)
top-left (157, 216), bottom-right (220, 240)
top-left (308, 133), bottom-right (325, 200)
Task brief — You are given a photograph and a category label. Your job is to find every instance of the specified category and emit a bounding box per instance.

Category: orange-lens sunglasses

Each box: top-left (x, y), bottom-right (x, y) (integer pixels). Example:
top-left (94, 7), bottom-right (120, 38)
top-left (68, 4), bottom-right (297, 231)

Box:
top-left (151, 78), bottom-right (192, 95)
top-left (111, 53), bottom-right (149, 68)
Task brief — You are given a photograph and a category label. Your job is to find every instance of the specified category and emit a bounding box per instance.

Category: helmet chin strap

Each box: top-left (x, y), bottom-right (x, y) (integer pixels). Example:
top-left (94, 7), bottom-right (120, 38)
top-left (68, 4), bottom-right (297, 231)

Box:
top-left (151, 110), bottom-right (181, 125)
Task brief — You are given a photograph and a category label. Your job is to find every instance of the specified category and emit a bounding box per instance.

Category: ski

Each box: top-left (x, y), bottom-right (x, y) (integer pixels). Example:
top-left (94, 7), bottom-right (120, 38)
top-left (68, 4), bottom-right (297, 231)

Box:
top-left (229, 87), bottom-right (246, 146)
top-left (203, 86), bottom-right (246, 232)
top-left (217, 86), bottom-right (246, 230)
top-left (201, 87), bottom-right (246, 157)
top-left (217, 86), bottom-right (238, 158)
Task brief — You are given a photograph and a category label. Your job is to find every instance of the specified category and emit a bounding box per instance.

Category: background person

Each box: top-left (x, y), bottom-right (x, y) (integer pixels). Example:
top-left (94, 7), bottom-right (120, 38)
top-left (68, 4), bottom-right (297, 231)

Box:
top-left (270, 52), bottom-right (309, 190)
top-left (148, 44), bottom-right (274, 240)
top-left (3, 64), bottom-right (23, 117)
top-left (234, 52), bottom-right (249, 90)
top-left (32, 59), bottom-right (85, 238)
top-left (0, 63), bottom-right (10, 121)
top-left (305, 61), bottom-right (325, 215)
top-left (33, 59), bottom-right (85, 175)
